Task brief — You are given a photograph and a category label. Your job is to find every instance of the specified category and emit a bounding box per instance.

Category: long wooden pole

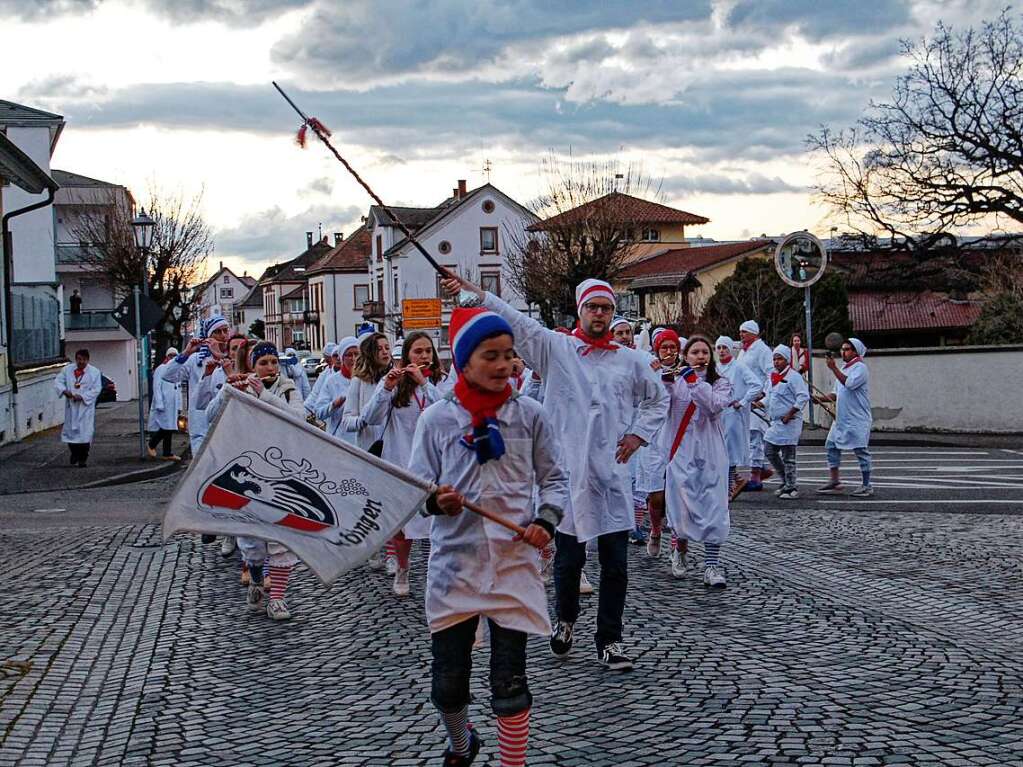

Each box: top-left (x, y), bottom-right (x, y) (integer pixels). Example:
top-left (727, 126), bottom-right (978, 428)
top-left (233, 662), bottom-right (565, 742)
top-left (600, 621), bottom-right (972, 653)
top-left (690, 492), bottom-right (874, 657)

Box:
top-left (459, 496), bottom-right (528, 538)
top-left (272, 81), bottom-right (448, 276)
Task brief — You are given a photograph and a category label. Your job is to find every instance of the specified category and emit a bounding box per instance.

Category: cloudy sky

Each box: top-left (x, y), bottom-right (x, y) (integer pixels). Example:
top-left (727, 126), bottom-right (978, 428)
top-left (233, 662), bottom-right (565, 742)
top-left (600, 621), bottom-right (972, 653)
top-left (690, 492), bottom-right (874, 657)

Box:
top-left (3, 0), bottom-right (1008, 279)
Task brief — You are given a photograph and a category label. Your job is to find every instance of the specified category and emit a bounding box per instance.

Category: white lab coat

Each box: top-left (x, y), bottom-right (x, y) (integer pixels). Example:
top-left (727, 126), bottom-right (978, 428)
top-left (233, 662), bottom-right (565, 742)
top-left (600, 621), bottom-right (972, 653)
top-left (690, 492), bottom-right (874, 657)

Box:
top-left (163, 353), bottom-right (226, 453)
top-left (408, 393), bottom-right (568, 636)
top-left (717, 358), bottom-right (763, 468)
top-left (147, 360), bottom-right (181, 432)
top-left (306, 366), bottom-right (334, 414)
top-left (54, 363), bottom-right (102, 444)
top-left (282, 361), bottom-right (310, 401)
top-left (764, 369), bottom-right (810, 446)
top-left (340, 376), bottom-right (386, 451)
top-left (363, 379), bottom-right (441, 539)
top-left (738, 339), bottom-right (773, 434)
top-left (482, 293), bottom-right (668, 542)
top-left (313, 370), bottom-right (354, 443)
top-left (661, 372), bottom-right (732, 544)
top-left (827, 359), bottom-right (871, 449)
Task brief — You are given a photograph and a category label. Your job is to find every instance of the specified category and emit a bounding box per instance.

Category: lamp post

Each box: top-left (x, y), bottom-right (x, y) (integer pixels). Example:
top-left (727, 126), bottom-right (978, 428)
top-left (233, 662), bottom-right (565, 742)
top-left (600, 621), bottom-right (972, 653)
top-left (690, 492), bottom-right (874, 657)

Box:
top-left (131, 209), bottom-right (155, 459)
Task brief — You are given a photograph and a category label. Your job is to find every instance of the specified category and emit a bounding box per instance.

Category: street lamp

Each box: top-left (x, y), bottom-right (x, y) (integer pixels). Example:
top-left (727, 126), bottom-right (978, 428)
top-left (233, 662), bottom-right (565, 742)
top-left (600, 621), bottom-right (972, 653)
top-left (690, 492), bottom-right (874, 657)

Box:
top-left (130, 209), bottom-right (155, 459)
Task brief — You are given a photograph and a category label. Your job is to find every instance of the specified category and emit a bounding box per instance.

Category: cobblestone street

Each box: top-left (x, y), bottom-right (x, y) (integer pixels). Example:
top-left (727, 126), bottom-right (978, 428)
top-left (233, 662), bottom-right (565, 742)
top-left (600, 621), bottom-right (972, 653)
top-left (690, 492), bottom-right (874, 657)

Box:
top-left (2, 494), bottom-right (1022, 766)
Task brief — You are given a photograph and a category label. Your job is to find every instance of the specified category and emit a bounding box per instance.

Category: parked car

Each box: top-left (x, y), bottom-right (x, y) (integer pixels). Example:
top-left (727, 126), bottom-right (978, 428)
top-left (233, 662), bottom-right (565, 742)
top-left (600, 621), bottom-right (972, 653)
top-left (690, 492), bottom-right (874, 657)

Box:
top-left (302, 356), bottom-right (322, 377)
top-left (98, 375), bottom-right (117, 404)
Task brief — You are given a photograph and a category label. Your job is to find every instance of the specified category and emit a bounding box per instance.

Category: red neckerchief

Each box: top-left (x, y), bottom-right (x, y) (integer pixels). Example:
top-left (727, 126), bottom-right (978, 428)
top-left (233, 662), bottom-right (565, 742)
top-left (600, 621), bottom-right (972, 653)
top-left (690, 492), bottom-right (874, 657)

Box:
top-left (73, 367), bottom-right (85, 381)
top-left (741, 337), bottom-right (754, 351)
top-left (843, 355), bottom-right (862, 370)
top-left (454, 377), bottom-right (512, 427)
top-left (513, 373), bottom-right (523, 389)
top-left (572, 323), bottom-right (618, 355)
top-left (771, 367), bottom-right (790, 386)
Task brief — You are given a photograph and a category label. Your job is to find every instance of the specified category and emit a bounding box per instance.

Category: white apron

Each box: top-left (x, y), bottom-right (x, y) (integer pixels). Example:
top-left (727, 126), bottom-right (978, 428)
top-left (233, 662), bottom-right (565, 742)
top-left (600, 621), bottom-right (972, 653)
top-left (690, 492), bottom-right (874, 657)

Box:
top-left (738, 339), bottom-right (773, 435)
top-left (147, 361), bottom-right (181, 432)
top-left (764, 369), bottom-right (810, 446)
top-left (54, 363), bottom-right (102, 443)
top-left (717, 358), bottom-right (763, 468)
top-left (408, 394), bottom-right (569, 636)
top-left (826, 359), bottom-right (871, 449)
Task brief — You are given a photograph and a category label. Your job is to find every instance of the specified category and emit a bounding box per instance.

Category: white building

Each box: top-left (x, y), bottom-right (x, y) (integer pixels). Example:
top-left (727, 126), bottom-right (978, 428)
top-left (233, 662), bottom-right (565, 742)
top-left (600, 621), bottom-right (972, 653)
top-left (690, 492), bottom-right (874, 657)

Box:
top-left (306, 226), bottom-right (371, 351)
top-left (233, 284), bottom-right (264, 337)
top-left (0, 100), bottom-right (65, 444)
top-left (258, 234), bottom-right (332, 349)
top-left (53, 169), bottom-right (140, 401)
top-left (188, 262), bottom-right (256, 335)
top-left (365, 180), bottom-right (535, 357)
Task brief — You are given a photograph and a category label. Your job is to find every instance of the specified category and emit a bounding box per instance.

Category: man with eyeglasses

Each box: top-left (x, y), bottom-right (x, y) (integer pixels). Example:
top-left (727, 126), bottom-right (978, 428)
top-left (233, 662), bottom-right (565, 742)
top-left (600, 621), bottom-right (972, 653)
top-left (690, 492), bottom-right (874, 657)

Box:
top-left (815, 337), bottom-right (874, 497)
top-left (442, 274), bottom-right (667, 672)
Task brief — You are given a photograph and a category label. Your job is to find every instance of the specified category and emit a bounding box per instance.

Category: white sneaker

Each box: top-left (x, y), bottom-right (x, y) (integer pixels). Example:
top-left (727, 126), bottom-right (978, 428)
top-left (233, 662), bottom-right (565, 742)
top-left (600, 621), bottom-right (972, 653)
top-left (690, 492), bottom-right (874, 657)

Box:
top-left (779, 489), bottom-right (799, 500)
top-left (366, 552), bottom-right (384, 571)
top-left (773, 487), bottom-right (786, 497)
top-left (703, 565), bottom-right (727, 589)
top-left (670, 549), bottom-right (688, 579)
top-left (385, 553), bottom-right (398, 575)
top-left (246, 584), bottom-right (265, 612)
top-left (851, 485), bottom-right (875, 497)
top-left (220, 537), bottom-right (237, 558)
top-left (393, 567), bottom-right (410, 597)
top-left (266, 598), bottom-right (291, 621)
top-left (579, 571), bottom-right (594, 595)
top-left (646, 535), bottom-right (661, 558)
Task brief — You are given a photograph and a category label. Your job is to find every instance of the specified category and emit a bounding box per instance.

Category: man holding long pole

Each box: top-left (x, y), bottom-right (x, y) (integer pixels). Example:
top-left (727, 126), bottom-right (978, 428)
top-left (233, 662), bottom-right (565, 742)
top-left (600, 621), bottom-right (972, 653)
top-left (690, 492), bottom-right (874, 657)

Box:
top-left (815, 337), bottom-right (874, 497)
top-left (441, 272), bottom-right (668, 672)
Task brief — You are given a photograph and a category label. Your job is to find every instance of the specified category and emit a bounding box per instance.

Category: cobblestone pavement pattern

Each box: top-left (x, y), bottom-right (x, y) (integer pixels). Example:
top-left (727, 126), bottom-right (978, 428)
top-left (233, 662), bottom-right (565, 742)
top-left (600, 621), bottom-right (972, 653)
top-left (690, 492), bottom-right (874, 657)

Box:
top-left (1, 500), bottom-right (1022, 765)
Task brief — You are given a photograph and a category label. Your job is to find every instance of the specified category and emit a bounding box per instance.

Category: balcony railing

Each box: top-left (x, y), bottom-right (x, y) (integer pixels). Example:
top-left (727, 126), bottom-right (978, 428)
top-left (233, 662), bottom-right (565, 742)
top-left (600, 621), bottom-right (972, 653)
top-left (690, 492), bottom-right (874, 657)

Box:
top-left (65, 310), bottom-right (120, 331)
top-left (56, 243), bottom-right (104, 265)
top-left (362, 300), bottom-right (385, 319)
top-left (302, 309), bottom-right (319, 324)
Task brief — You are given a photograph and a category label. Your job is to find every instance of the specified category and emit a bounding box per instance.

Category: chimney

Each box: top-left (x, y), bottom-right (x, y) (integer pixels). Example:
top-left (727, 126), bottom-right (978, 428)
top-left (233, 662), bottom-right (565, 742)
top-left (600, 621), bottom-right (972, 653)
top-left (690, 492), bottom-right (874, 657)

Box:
top-left (219, 260), bottom-right (223, 271)
top-left (453, 187), bottom-right (459, 199)
top-left (334, 232), bottom-right (344, 245)
top-left (306, 231), bottom-right (313, 248)
top-left (458, 179), bottom-right (467, 198)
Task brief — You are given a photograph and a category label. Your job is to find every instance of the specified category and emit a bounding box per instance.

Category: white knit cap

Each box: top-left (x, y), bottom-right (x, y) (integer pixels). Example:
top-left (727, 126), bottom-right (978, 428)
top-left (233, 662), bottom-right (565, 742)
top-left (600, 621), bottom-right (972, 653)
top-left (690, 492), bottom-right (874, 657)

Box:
top-left (739, 320), bottom-right (760, 335)
top-left (772, 344), bottom-right (791, 359)
top-left (575, 278), bottom-right (616, 309)
top-left (715, 336), bottom-right (734, 349)
top-left (610, 316), bottom-right (631, 331)
top-left (166, 347), bottom-right (179, 357)
top-left (322, 342), bottom-right (338, 357)
top-left (337, 336), bottom-right (359, 358)
top-left (849, 337), bottom-right (867, 357)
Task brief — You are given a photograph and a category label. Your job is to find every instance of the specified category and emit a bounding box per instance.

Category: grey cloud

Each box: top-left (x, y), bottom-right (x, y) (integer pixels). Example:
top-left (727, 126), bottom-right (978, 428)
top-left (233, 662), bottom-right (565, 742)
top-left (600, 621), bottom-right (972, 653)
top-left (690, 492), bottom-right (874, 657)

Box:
top-left (663, 173), bottom-right (806, 196)
top-left (726, 0), bottom-right (912, 40)
top-left (0, 0), bottom-right (97, 20)
top-left (822, 36), bottom-right (904, 71)
top-left (302, 177), bottom-right (334, 196)
top-left (142, 0), bottom-right (314, 25)
top-left (215, 203), bottom-right (363, 264)
top-left (271, 0), bottom-right (712, 79)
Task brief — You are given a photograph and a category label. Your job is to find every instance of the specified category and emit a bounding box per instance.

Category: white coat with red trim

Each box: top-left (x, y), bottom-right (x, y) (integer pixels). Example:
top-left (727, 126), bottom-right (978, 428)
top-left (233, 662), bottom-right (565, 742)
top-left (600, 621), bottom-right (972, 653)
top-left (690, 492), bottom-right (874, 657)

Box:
top-left (661, 372), bottom-right (732, 544)
top-left (407, 392), bottom-right (568, 636)
top-left (481, 292), bottom-right (669, 542)
top-left (54, 363), bottom-right (103, 444)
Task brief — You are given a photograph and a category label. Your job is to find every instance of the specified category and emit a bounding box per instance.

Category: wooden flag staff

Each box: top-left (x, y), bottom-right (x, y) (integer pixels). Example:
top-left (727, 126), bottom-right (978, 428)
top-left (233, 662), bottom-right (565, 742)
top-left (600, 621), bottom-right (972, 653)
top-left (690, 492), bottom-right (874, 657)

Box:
top-left (272, 81), bottom-right (448, 276)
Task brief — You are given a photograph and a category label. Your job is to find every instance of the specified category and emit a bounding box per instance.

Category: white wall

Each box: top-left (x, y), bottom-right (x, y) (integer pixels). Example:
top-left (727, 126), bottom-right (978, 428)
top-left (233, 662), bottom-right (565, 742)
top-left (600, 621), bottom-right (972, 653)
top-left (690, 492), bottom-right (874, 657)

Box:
top-left (0, 363), bottom-right (66, 445)
top-left (312, 272), bottom-right (369, 350)
top-left (2, 127), bottom-right (55, 284)
top-left (809, 345), bottom-right (1023, 434)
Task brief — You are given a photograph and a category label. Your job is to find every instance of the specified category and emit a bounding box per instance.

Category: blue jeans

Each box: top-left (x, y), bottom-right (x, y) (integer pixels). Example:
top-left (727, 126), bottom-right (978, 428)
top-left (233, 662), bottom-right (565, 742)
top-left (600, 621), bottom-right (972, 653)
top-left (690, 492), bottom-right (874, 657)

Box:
top-left (553, 530), bottom-right (629, 650)
top-left (826, 440), bottom-right (872, 480)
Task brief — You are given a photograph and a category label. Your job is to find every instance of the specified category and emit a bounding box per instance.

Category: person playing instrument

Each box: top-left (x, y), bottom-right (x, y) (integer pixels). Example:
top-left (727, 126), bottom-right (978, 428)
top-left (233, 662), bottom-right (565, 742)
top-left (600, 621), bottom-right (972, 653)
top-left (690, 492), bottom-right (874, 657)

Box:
top-left (763, 345), bottom-right (810, 499)
top-left (815, 337), bottom-right (874, 497)
top-left (442, 272), bottom-right (667, 673)
top-left (661, 336), bottom-right (733, 587)
top-left (737, 320), bottom-right (775, 491)
top-left (408, 307), bottom-right (567, 767)
top-left (715, 336), bottom-right (764, 500)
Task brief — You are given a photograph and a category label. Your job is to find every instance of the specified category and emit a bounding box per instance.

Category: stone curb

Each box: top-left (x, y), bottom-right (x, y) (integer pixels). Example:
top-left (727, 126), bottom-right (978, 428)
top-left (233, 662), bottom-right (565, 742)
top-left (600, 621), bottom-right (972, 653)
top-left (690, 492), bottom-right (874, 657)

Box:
top-left (0, 459), bottom-right (184, 496)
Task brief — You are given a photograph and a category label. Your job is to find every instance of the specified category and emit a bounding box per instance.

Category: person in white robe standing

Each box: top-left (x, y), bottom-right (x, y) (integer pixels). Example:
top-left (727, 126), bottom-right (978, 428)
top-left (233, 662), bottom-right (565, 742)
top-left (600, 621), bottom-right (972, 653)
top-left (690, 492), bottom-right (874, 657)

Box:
top-left (280, 346), bottom-right (311, 401)
top-left (661, 336), bottom-right (733, 588)
top-left (147, 348), bottom-right (182, 461)
top-left (305, 342), bottom-right (337, 415)
top-left (313, 337), bottom-right (358, 442)
top-left (54, 349), bottom-right (103, 467)
top-left (441, 272), bottom-right (668, 672)
top-left (816, 337), bottom-right (874, 497)
top-left (715, 336), bottom-right (764, 499)
top-left (737, 320), bottom-right (775, 490)
top-left (763, 344), bottom-right (810, 499)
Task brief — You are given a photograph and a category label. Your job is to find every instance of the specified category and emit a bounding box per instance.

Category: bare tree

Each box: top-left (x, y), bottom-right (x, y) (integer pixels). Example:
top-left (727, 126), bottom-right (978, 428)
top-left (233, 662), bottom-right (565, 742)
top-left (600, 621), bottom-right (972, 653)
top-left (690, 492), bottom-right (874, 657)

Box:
top-left (809, 11), bottom-right (1023, 252)
top-left (504, 152), bottom-right (660, 326)
top-left (71, 188), bottom-right (213, 361)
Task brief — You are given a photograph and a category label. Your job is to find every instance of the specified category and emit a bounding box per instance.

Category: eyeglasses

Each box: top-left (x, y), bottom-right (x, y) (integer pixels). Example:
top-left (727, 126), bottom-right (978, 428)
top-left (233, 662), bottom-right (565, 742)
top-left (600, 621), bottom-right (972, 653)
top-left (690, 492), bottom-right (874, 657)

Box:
top-left (582, 302), bottom-right (615, 315)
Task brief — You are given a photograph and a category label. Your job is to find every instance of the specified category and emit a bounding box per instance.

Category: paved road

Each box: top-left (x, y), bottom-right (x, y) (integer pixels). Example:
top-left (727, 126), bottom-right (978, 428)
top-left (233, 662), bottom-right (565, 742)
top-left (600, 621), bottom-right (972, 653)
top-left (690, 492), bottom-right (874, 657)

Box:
top-left (1, 456), bottom-right (1022, 766)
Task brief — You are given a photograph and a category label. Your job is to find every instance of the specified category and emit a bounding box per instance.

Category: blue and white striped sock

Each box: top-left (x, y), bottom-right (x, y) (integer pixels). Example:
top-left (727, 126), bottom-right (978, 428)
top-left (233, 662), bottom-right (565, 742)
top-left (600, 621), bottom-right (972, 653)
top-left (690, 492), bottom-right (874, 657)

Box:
top-left (440, 706), bottom-right (470, 756)
top-left (704, 543), bottom-right (721, 568)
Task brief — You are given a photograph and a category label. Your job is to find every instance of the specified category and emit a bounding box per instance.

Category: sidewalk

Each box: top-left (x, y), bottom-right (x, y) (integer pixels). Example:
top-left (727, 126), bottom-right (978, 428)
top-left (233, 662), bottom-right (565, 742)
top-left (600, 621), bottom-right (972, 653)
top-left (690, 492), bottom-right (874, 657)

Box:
top-left (0, 400), bottom-right (187, 495)
top-left (800, 424), bottom-right (1022, 448)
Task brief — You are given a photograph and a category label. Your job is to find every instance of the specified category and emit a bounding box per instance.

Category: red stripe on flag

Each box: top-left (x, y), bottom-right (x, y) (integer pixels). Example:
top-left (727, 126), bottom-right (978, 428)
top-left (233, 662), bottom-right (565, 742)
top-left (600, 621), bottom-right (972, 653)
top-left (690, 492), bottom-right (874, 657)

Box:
top-left (275, 514), bottom-right (330, 533)
top-left (201, 485), bottom-right (250, 510)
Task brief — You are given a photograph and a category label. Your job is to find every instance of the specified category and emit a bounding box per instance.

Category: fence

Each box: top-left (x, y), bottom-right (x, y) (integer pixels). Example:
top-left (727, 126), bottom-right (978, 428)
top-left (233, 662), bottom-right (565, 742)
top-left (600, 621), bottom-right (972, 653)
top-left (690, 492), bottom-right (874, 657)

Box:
top-left (10, 284), bottom-right (60, 365)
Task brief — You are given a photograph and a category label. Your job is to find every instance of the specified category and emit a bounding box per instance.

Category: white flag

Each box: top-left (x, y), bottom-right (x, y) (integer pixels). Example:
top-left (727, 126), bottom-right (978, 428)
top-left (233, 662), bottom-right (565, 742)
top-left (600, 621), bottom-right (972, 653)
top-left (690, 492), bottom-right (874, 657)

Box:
top-left (162, 385), bottom-right (434, 583)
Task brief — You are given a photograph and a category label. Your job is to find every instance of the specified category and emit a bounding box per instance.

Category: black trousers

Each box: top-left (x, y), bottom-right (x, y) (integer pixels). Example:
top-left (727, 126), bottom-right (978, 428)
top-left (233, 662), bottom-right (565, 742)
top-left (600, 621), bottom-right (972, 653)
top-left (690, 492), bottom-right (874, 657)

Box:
top-left (431, 615), bottom-right (531, 717)
top-left (553, 530), bottom-right (629, 650)
top-left (148, 429), bottom-right (174, 456)
top-left (68, 442), bottom-right (90, 465)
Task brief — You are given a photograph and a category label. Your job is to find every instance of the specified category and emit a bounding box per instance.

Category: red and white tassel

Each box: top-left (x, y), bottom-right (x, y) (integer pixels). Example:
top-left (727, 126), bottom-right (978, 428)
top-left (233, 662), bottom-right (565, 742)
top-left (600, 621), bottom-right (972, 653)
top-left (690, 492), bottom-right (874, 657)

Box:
top-left (296, 117), bottom-right (332, 148)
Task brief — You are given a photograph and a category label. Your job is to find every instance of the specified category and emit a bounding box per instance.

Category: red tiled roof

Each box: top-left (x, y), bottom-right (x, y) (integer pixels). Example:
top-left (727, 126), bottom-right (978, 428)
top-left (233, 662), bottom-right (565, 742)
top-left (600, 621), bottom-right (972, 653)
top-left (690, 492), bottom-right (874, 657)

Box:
top-left (528, 192), bottom-right (709, 232)
top-left (621, 240), bottom-right (774, 280)
top-left (849, 291), bottom-right (983, 333)
top-left (308, 226), bottom-right (371, 273)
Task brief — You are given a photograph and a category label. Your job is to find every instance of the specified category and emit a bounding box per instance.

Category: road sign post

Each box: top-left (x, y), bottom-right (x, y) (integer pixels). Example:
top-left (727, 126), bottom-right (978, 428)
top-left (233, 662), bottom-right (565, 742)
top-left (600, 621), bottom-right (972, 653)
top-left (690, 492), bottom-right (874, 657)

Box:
top-left (401, 298), bottom-right (443, 330)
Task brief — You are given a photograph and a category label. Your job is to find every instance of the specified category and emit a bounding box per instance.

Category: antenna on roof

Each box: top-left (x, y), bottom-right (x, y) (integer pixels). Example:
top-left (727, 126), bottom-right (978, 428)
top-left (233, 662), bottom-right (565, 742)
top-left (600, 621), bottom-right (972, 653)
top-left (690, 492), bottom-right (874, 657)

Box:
top-left (482, 159), bottom-right (493, 182)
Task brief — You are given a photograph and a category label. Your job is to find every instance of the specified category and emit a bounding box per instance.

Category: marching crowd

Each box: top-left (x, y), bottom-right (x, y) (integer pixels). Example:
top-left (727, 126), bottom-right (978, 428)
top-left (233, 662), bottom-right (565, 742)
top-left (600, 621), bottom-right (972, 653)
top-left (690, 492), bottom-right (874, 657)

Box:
top-left (53, 272), bottom-right (874, 767)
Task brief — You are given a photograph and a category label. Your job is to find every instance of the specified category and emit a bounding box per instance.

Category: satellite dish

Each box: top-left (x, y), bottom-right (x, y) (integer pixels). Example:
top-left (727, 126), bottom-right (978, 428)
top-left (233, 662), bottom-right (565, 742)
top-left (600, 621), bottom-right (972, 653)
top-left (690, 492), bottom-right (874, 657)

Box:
top-left (774, 231), bottom-right (828, 288)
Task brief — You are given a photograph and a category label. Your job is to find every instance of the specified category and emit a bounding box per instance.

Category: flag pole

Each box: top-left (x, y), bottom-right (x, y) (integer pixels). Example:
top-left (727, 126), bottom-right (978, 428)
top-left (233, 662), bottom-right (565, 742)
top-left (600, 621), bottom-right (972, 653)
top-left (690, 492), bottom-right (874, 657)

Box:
top-left (272, 81), bottom-right (449, 276)
top-left (459, 496), bottom-right (529, 539)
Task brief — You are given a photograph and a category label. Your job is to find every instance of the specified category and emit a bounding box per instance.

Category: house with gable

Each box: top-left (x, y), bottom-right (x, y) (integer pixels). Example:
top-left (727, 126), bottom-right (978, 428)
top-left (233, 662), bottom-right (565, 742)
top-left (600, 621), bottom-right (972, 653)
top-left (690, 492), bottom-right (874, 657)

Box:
top-left (257, 233), bottom-right (333, 349)
top-left (306, 226), bottom-right (371, 350)
top-left (189, 262), bottom-right (256, 334)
